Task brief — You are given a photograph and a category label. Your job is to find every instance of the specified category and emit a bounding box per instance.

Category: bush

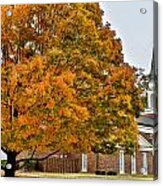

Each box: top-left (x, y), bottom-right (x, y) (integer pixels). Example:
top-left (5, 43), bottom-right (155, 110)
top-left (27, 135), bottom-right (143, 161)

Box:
top-left (101, 171), bottom-right (106, 175)
top-left (24, 160), bottom-right (37, 172)
top-left (95, 170), bottom-right (106, 175)
top-left (95, 170), bottom-right (101, 175)
top-left (1, 160), bottom-right (7, 169)
top-left (95, 170), bottom-right (117, 176)
top-left (107, 171), bottom-right (117, 176)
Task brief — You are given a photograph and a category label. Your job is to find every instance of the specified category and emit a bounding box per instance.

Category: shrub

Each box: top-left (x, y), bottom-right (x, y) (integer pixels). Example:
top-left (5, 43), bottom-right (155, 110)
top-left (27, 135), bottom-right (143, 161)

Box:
top-left (107, 171), bottom-right (117, 176)
top-left (23, 160), bottom-right (37, 172)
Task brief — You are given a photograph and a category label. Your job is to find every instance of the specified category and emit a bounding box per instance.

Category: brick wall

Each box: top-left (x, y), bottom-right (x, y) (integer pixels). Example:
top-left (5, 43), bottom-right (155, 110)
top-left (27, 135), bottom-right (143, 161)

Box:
top-left (36, 151), bottom-right (155, 175)
top-left (136, 151), bottom-right (142, 174)
top-left (125, 154), bottom-right (131, 174)
top-left (87, 152), bottom-right (96, 173)
top-left (148, 152), bottom-right (154, 174)
top-left (153, 150), bottom-right (158, 176)
top-left (135, 151), bottom-right (154, 175)
top-left (87, 150), bottom-right (154, 175)
top-left (37, 153), bottom-right (81, 173)
top-left (87, 151), bottom-right (119, 173)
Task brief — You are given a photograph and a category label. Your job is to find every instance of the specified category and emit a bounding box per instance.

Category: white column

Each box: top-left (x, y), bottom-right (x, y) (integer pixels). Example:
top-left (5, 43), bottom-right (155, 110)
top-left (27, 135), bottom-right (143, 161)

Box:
top-left (81, 153), bottom-right (88, 172)
top-left (131, 152), bottom-right (136, 174)
top-left (147, 91), bottom-right (152, 109)
top-left (119, 150), bottom-right (125, 174)
top-left (142, 152), bottom-right (148, 175)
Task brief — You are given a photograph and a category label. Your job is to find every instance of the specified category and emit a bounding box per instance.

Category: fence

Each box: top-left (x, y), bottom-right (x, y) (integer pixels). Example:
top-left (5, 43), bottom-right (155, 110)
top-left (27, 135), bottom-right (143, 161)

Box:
top-left (37, 156), bottom-right (81, 173)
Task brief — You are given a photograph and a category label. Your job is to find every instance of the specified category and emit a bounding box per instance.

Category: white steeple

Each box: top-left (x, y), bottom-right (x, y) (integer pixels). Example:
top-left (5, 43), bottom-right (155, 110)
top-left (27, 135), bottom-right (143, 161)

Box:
top-left (146, 51), bottom-right (157, 114)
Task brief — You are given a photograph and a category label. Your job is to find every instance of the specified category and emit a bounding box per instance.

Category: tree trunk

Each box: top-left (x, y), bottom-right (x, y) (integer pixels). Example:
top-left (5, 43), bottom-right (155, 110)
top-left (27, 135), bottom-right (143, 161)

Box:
top-left (4, 152), bottom-right (17, 177)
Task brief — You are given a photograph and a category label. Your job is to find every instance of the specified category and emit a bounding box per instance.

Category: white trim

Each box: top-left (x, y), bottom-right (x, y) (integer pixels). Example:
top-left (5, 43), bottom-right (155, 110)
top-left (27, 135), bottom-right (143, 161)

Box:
top-left (142, 152), bottom-right (148, 175)
top-left (138, 135), bottom-right (153, 148)
top-left (131, 152), bottom-right (136, 174)
top-left (139, 147), bottom-right (153, 151)
top-left (119, 150), bottom-right (125, 174)
top-left (142, 108), bottom-right (157, 115)
top-left (81, 154), bottom-right (88, 172)
top-left (138, 126), bottom-right (154, 134)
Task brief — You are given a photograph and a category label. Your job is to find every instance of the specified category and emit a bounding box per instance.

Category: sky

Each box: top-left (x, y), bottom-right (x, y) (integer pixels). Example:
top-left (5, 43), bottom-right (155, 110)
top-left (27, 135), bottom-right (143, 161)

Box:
top-left (100, 0), bottom-right (153, 74)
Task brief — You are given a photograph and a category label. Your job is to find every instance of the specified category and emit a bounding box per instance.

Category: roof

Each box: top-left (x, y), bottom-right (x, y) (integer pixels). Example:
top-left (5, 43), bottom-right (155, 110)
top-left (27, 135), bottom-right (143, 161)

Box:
top-left (136, 113), bottom-right (158, 127)
top-left (138, 135), bottom-right (152, 148)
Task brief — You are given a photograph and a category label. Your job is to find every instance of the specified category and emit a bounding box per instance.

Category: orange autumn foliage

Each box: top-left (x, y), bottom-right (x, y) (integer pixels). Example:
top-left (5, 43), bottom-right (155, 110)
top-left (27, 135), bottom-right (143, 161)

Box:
top-left (1, 3), bottom-right (144, 176)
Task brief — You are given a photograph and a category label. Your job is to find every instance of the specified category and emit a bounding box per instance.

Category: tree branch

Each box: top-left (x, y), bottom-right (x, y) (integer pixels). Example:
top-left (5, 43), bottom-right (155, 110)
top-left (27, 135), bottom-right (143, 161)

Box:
top-left (1, 101), bottom-right (10, 107)
top-left (16, 147), bottom-right (37, 170)
top-left (1, 165), bottom-right (5, 170)
top-left (1, 146), bottom-right (8, 154)
top-left (16, 149), bottom-right (60, 164)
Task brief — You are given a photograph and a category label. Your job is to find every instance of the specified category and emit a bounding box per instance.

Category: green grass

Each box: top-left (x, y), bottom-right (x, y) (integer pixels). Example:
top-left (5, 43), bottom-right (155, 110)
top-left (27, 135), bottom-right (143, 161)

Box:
top-left (13, 171), bottom-right (156, 181)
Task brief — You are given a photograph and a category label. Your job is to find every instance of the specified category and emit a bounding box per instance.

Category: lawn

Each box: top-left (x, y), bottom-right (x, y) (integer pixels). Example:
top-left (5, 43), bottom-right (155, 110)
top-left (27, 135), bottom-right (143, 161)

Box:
top-left (9, 171), bottom-right (156, 181)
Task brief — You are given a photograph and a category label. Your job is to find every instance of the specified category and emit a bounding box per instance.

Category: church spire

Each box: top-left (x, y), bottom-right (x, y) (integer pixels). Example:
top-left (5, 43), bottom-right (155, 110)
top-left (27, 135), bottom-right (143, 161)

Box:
top-left (146, 50), bottom-right (157, 113)
top-left (149, 49), bottom-right (157, 81)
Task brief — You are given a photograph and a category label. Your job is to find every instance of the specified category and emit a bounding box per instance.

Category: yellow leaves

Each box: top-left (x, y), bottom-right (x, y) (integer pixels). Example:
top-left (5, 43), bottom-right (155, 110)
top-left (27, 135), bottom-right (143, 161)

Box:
top-left (37, 82), bottom-right (46, 96)
top-left (25, 87), bottom-right (33, 95)
top-left (61, 71), bottom-right (76, 85)
top-left (117, 110), bottom-right (126, 117)
top-left (55, 71), bottom-right (75, 90)
top-left (73, 105), bottom-right (90, 121)
top-left (47, 48), bottom-right (64, 62)
top-left (123, 95), bottom-right (132, 107)
top-left (54, 72), bottom-right (76, 101)
top-left (29, 56), bottom-right (45, 70)
top-left (8, 66), bottom-right (18, 91)
top-left (15, 63), bottom-right (29, 73)
top-left (1, 3), bottom-right (144, 155)
top-left (46, 99), bottom-right (55, 109)
top-left (55, 77), bottom-right (73, 100)
top-left (58, 107), bottom-right (71, 118)
top-left (59, 107), bottom-right (76, 119)
top-left (111, 95), bottom-right (132, 109)
top-left (18, 115), bottom-right (29, 126)
top-left (80, 71), bottom-right (89, 79)
top-left (58, 104), bottom-right (90, 123)
top-left (69, 135), bottom-right (78, 144)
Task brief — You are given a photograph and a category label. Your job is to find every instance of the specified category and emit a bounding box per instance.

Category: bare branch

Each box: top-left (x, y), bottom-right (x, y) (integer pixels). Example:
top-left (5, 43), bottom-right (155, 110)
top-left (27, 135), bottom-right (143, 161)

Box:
top-left (1, 166), bottom-right (5, 170)
top-left (16, 149), bottom-right (60, 164)
top-left (1, 146), bottom-right (8, 154)
top-left (16, 147), bottom-right (37, 170)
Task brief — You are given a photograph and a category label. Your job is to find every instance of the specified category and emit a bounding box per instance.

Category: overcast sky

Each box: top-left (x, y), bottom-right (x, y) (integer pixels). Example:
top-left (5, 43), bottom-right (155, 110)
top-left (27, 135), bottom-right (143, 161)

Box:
top-left (100, 0), bottom-right (153, 74)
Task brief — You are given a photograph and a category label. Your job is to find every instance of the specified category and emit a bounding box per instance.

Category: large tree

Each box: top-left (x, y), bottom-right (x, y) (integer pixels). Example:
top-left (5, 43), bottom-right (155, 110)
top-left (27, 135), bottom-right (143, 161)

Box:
top-left (1, 3), bottom-right (144, 177)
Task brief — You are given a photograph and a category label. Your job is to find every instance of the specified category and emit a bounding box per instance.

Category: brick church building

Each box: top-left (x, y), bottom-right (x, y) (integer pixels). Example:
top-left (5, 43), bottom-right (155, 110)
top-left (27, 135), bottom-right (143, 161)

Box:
top-left (37, 54), bottom-right (158, 177)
